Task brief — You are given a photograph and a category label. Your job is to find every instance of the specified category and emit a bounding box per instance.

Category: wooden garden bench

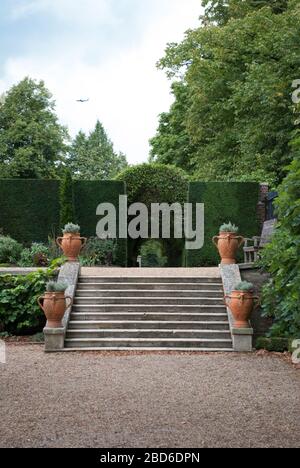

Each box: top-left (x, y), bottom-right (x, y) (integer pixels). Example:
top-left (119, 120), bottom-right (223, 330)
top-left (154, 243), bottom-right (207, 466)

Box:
top-left (243, 219), bottom-right (276, 264)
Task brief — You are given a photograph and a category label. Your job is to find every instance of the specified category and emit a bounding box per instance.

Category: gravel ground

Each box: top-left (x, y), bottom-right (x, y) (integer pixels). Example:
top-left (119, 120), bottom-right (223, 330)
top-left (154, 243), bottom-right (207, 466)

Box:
top-left (0, 344), bottom-right (299, 448)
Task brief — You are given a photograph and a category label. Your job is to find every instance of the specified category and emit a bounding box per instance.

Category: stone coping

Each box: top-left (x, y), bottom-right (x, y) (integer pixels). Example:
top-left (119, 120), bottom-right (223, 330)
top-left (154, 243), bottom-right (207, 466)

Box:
top-left (81, 267), bottom-right (221, 278)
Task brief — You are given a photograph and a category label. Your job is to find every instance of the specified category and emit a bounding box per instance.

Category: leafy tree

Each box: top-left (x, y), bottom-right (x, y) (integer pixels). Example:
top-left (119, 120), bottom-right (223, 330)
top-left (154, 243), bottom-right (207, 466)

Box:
top-left (0, 77), bottom-right (68, 179)
top-left (67, 120), bottom-right (128, 180)
top-left (59, 169), bottom-right (75, 228)
top-left (149, 82), bottom-right (196, 173)
top-left (152, 0), bottom-right (300, 185)
top-left (260, 132), bottom-right (300, 337)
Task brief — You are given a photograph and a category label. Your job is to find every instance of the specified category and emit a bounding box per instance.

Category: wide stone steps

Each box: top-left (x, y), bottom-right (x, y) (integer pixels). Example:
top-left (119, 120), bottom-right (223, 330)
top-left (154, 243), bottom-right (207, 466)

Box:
top-left (68, 320), bottom-right (230, 330)
top-left (65, 275), bottom-right (232, 352)
top-left (64, 338), bottom-right (232, 350)
top-left (73, 297), bottom-right (224, 305)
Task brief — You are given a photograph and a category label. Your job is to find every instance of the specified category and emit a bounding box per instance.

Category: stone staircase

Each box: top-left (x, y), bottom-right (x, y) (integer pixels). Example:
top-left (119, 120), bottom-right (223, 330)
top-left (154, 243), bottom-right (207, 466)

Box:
top-left (65, 274), bottom-right (232, 351)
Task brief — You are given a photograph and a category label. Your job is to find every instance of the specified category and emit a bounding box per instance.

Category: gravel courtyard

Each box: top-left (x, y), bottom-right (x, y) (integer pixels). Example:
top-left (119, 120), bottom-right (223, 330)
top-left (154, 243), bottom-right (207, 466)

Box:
top-left (0, 344), bottom-right (299, 448)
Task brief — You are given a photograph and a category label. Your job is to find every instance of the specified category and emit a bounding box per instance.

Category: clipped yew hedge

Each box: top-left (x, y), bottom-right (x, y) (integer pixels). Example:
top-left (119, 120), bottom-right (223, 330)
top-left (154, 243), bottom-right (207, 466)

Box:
top-left (186, 182), bottom-right (260, 266)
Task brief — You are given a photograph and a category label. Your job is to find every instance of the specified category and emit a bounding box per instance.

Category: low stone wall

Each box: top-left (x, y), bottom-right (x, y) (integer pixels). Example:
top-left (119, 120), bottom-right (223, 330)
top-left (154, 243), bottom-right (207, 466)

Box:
top-left (240, 266), bottom-right (273, 345)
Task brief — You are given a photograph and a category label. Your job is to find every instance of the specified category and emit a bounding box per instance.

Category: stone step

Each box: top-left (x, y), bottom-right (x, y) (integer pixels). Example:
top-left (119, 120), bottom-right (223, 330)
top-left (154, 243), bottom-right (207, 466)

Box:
top-left (70, 312), bottom-right (229, 322)
top-left (77, 283), bottom-right (223, 291)
top-left (78, 276), bottom-right (222, 284)
top-left (75, 289), bottom-right (224, 298)
top-left (72, 304), bottom-right (226, 313)
top-left (64, 337), bottom-right (232, 349)
top-left (66, 329), bottom-right (232, 339)
top-left (73, 297), bottom-right (224, 306)
top-left (68, 320), bottom-right (230, 330)
top-left (61, 347), bottom-right (234, 353)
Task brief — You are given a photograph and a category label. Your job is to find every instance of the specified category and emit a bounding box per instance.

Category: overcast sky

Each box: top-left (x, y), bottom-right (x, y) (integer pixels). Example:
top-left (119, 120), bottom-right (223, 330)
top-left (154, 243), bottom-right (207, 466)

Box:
top-left (0, 0), bottom-right (202, 164)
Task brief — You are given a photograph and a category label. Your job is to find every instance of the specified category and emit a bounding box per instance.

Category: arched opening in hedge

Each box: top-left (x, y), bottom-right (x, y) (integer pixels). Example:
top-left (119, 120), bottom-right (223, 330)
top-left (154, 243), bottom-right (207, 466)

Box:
top-left (116, 163), bottom-right (189, 267)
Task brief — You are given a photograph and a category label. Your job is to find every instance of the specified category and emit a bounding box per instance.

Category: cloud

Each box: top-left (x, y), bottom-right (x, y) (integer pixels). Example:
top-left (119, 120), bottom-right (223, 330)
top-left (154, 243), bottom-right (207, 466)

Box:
top-left (11, 0), bottom-right (118, 26)
top-left (2, 0), bottom-right (202, 164)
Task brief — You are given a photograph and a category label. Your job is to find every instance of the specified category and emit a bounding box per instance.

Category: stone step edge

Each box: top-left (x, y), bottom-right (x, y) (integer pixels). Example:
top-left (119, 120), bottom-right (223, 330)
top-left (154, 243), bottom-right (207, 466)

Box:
top-left (66, 329), bottom-right (231, 334)
top-left (72, 304), bottom-right (226, 309)
top-left (65, 338), bottom-right (232, 343)
top-left (61, 347), bottom-right (234, 352)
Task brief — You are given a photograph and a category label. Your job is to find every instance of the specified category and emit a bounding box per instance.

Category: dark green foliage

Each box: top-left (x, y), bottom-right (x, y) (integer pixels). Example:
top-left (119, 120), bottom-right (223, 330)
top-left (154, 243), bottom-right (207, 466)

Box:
top-left (140, 240), bottom-right (168, 268)
top-left (116, 164), bottom-right (189, 266)
top-left (0, 236), bottom-right (23, 264)
top-left (18, 243), bottom-right (50, 267)
top-left (260, 136), bottom-right (300, 338)
top-left (73, 180), bottom-right (127, 266)
top-left (255, 336), bottom-right (289, 352)
top-left (0, 77), bottom-right (68, 179)
top-left (59, 170), bottom-right (75, 228)
top-left (0, 263), bottom-right (58, 335)
top-left (186, 182), bottom-right (260, 266)
top-left (0, 179), bottom-right (60, 243)
top-left (80, 237), bottom-right (116, 267)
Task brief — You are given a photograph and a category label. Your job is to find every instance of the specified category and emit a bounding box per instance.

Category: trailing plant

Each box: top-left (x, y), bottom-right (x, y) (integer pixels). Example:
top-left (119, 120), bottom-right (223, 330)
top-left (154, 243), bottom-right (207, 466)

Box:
top-left (220, 222), bottom-right (239, 233)
top-left (0, 235), bottom-right (22, 264)
top-left (63, 223), bottom-right (80, 234)
top-left (0, 260), bottom-right (60, 335)
top-left (234, 281), bottom-right (255, 292)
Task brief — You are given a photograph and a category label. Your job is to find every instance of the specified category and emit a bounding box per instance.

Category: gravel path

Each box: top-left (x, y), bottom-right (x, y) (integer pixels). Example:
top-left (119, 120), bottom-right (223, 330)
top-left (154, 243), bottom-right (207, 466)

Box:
top-left (0, 345), bottom-right (299, 448)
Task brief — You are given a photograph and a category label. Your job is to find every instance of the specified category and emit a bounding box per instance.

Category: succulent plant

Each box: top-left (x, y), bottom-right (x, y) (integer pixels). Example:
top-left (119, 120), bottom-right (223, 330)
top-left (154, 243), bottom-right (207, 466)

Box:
top-left (234, 281), bottom-right (255, 292)
top-left (46, 281), bottom-right (68, 293)
top-left (219, 222), bottom-right (239, 233)
top-left (62, 223), bottom-right (80, 234)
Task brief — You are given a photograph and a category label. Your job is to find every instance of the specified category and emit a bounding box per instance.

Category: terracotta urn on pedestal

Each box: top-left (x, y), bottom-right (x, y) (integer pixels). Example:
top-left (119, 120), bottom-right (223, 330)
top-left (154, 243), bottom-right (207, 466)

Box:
top-left (213, 222), bottom-right (244, 264)
top-left (224, 282), bottom-right (259, 329)
top-left (38, 281), bottom-right (72, 328)
top-left (57, 223), bottom-right (87, 262)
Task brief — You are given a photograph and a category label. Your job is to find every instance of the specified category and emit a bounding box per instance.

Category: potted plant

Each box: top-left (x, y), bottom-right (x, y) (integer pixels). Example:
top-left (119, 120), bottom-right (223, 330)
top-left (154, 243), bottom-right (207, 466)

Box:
top-left (212, 222), bottom-right (245, 264)
top-left (38, 281), bottom-right (72, 328)
top-left (56, 223), bottom-right (87, 262)
top-left (224, 281), bottom-right (259, 329)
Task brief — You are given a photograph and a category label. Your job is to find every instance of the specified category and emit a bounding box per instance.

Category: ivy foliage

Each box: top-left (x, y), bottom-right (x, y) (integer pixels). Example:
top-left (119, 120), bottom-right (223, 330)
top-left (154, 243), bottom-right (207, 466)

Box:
top-left (260, 135), bottom-right (300, 337)
top-left (0, 260), bottom-right (62, 335)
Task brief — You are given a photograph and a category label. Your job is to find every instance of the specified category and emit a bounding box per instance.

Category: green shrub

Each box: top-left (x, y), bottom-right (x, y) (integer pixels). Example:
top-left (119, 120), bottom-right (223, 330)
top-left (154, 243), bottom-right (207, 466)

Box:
top-left (18, 243), bottom-right (50, 267)
top-left (116, 163), bottom-right (189, 266)
top-left (255, 337), bottom-right (289, 353)
top-left (80, 237), bottom-right (115, 267)
top-left (0, 235), bottom-right (22, 264)
top-left (59, 170), bottom-right (76, 228)
top-left (186, 182), bottom-right (260, 266)
top-left (0, 262), bottom-right (59, 335)
top-left (260, 141), bottom-right (300, 338)
top-left (140, 240), bottom-right (168, 268)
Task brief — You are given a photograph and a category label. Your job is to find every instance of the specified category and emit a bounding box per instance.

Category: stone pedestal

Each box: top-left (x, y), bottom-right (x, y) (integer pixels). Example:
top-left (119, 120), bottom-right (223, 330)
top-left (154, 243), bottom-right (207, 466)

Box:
top-left (44, 327), bottom-right (65, 352)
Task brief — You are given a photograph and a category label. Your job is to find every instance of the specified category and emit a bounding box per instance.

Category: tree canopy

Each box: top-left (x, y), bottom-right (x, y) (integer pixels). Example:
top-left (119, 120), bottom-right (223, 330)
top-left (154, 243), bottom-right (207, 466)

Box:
top-left (67, 121), bottom-right (128, 180)
top-left (150, 0), bottom-right (300, 186)
top-left (0, 77), bottom-right (68, 179)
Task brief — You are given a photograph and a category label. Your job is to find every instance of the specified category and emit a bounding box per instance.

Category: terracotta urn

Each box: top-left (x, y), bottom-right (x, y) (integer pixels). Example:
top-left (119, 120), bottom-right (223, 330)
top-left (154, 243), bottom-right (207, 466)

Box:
top-left (213, 231), bottom-right (245, 264)
top-left (57, 232), bottom-right (87, 262)
top-left (224, 290), bottom-right (259, 328)
top-left (38, 292), bottom-right (72, 328)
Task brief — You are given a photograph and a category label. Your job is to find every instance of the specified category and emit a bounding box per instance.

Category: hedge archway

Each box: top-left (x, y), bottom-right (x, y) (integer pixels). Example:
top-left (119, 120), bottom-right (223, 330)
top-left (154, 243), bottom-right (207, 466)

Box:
top-left (116, 163), bottom-right (189, 266)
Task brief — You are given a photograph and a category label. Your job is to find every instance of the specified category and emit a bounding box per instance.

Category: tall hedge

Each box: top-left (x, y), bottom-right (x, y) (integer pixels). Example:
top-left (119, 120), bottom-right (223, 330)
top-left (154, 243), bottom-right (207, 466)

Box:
top-left (116, 164), bottom-right (189, 266)
top-left (0, 179), bottom-right (60, 244)
top-left (73, 180), bottom-right (127, 266)
top-left (186, 182), bottom-right (260, 266)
